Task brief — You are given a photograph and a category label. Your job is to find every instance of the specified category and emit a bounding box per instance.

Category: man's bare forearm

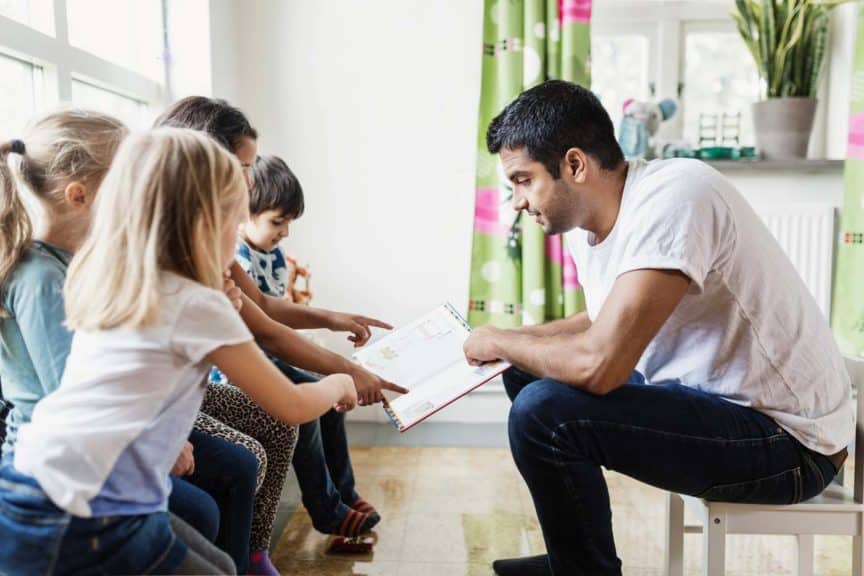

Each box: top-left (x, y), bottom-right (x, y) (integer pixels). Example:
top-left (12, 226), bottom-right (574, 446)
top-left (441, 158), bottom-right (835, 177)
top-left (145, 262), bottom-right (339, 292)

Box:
top-left (492, 330), bottom-right (604, 392)
top-left (513, 311), bottom-right (592, 338)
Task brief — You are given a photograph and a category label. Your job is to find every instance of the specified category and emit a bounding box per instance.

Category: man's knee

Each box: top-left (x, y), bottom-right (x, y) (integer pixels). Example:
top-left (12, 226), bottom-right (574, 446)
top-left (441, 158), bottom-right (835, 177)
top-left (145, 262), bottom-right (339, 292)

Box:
top-left (508, 380), bottom-right (579, 455)
top-left (502, 367), bottom-right (540, 402)
top-left (509, 379), bottom-right (612, 448)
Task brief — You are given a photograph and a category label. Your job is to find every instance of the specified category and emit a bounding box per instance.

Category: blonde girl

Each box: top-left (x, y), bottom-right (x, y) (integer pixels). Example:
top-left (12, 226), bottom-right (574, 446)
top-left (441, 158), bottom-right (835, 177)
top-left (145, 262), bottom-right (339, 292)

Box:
top-left (0, 110), bottom-right (250, 570)
top-left (0, 128), bottom-right (355, 575)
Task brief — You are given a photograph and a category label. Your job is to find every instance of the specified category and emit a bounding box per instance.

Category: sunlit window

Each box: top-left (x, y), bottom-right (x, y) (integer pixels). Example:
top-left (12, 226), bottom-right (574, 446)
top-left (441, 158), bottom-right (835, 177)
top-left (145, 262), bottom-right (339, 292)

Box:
top-left (67, 0), bottom-right (165, 83)
top-left (591, 34), bottom-right (651, 135)
top-left (0, 52), bottom-right (41, 136)
top-left (0, 0), bottom-right (53, 35)
top-left (72, 80), bottom-right (150, 129)
top-left (682, 30), bottom-right (759, 147)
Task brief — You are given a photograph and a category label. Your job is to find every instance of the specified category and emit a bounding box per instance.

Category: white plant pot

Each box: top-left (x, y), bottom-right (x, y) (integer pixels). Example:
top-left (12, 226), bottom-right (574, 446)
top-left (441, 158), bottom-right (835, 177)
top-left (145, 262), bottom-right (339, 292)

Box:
top-left (752, 98), bottom-right (817, 160)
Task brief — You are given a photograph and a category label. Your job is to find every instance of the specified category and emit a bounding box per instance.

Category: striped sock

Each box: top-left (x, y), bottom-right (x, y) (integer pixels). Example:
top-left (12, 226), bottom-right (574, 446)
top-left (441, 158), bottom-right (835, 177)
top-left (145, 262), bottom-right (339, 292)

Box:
top-left (335, 508), bottom-right (381, 537)
top-left (350, 497), bottom-right (378, 516)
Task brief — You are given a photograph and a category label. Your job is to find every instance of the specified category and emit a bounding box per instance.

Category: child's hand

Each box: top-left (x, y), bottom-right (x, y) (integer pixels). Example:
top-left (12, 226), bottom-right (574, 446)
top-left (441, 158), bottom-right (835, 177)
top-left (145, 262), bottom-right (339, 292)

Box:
top-left (170, 441), bottom-right (195, 476)
top-left (328, 374), bottom-right (358, 413)
top-left (351, 366), bottom-right (408, 406)
top-left (326, 311), bottom-right (393, 347)
top-left (222, 269), bottom-right (243, 312)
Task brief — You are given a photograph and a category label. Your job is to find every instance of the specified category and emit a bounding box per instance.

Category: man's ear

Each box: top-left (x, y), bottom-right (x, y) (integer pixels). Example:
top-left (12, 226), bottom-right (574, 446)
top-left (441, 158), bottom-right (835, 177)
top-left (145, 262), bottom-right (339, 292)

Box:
top-left (64, 181), bottom-right (91, 210)
top-left (563, 148), bottom-right (589, 184)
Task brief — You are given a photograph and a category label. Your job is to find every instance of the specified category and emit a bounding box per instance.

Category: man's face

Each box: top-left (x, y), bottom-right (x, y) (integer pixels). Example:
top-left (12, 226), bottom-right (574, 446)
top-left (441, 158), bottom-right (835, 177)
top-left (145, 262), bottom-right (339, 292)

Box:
top-left (500, 147), bottom-right (576, 236)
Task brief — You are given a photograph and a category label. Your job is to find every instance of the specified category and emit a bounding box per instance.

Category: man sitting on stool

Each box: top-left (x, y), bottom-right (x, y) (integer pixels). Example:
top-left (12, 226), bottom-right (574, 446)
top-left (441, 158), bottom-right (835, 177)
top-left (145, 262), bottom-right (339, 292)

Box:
top-left (464, 80), bottom-right (853, 576)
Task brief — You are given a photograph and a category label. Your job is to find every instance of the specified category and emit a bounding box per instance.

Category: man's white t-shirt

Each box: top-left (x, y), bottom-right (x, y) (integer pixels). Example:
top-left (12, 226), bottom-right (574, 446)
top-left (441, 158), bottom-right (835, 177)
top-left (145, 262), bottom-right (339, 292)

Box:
top-left (565, 159), bottom-right (853, 456)
top-left (15, 273), bottom-right (253, 517)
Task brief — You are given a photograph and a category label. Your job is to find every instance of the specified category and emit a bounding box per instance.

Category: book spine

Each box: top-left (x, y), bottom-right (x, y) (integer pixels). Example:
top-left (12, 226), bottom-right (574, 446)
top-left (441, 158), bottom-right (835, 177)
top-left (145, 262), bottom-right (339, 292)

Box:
top-left (444, 302), bottom-right (473, 332)
top-left (382, 400), bottom-right (406, 432)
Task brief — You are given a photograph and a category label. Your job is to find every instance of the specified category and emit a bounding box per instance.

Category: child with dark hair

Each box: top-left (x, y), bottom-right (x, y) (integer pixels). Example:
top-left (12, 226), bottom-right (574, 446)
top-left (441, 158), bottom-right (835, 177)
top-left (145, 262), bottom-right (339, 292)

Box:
top-left (155, 97), bottom-right (406, 572)
top-left (211, 154), bottom-right (384, 538)
top-left (236, 156), bottom-right (304, 298)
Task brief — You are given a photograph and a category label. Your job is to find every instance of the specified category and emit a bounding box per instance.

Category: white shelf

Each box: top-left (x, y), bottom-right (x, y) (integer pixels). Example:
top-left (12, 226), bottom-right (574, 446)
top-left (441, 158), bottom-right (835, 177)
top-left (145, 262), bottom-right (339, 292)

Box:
top-left (706, 159), bottom-right (845, 171)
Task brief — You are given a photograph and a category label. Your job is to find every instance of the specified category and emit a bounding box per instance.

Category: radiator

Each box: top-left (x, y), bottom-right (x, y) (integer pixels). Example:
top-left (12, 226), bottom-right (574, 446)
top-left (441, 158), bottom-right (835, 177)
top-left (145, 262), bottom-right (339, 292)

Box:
top-left (753, 204), bottom-right (837, 318)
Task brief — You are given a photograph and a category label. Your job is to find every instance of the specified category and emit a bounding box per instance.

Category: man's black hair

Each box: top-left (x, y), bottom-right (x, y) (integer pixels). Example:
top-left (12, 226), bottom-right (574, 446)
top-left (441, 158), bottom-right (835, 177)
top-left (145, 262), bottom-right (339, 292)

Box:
top-left (486, 80), bottom-right (623, 178)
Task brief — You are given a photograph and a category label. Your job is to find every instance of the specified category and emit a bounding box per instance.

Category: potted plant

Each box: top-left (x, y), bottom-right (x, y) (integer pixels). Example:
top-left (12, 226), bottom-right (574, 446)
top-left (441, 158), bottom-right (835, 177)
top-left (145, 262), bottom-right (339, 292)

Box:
top-left (733, 0), bottom-right (852, 159)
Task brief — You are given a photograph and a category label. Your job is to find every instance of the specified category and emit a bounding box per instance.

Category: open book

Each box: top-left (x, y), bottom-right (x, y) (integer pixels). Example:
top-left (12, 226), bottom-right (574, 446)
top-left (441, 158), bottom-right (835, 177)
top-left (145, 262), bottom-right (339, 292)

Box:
top-left (352, 303), bottom-right (510, 432)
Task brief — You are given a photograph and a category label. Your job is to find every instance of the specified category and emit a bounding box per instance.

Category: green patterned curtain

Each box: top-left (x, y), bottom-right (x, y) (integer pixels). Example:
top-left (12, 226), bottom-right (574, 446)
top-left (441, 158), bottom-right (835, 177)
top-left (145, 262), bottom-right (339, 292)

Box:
top-left (468, 0), bottom-right (591, 328)
top-left (832, 8), bottom-right (864, 356)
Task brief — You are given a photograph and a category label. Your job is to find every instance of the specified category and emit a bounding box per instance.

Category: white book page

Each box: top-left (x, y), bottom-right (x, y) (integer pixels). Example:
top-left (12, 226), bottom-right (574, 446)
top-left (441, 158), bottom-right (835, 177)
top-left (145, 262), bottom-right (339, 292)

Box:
top-left (353, 304), bottom-right (509, 429)
top-left (353, 305), bottom-right (470, 392)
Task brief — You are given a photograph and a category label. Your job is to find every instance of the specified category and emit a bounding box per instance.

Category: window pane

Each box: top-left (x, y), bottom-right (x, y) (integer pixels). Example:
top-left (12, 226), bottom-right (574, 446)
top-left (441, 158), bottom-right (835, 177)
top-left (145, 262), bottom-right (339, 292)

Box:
top-left (72, 80), bottom-right (149, 129)
top-left (591, 34), bottom-right (651, 136)
top-left (0, 0), bottom-right (53, 35)
top-left (683, 31), bottom-right (759, 147)
top-left (0, 53), bottom-right (39, 136)
top-left (67, 0), bottom-right (164, 83)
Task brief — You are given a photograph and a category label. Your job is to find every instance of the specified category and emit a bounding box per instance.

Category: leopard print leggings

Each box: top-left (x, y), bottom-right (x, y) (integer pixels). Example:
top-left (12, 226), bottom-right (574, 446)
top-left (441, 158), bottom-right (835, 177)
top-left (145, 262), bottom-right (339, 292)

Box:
top-left (194, 382), bottom-right (299, 552)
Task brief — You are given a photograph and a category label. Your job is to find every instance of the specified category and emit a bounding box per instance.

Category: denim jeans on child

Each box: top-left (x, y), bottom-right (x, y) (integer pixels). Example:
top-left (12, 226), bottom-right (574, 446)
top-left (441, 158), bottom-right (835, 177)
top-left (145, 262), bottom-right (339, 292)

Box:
top-left (169, 475), bottom-right (220, 542)
top-left (503, 368), bottom-right (838, 576)
top-left (0, 463), bottom-right (185, 575)
top-left (272, 358), bottom-right (360, 531)
top-left (183, 428), bottom-right (258, 573)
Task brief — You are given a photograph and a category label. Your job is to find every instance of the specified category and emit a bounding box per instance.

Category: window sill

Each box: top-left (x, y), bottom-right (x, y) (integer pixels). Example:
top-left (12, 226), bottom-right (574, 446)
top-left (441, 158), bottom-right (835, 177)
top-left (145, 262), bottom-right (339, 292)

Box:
top-left (706, 159), bottom-right (845, 172)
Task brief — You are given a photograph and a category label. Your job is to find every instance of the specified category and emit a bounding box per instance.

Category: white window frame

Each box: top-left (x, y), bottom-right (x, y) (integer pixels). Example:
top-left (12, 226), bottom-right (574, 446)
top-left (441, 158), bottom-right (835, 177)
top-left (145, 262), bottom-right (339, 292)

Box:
top-left (593, 1), bottom-right (748, 142)
top-left (679, 18), bottom-right (754, 144)
top-left (0, 0), bottom-right (167, 117)
top-left (591, 19), bottom-right (660, 95)
top-left (591, 0), bottom-right (846, 157)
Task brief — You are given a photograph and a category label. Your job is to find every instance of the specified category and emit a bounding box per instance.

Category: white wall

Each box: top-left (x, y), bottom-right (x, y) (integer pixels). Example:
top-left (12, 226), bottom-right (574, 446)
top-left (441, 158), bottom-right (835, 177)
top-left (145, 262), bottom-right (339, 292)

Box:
top-left (208, 1), bottom-right (850, 424)
top-left (210, 0), bottom-right (483, 351)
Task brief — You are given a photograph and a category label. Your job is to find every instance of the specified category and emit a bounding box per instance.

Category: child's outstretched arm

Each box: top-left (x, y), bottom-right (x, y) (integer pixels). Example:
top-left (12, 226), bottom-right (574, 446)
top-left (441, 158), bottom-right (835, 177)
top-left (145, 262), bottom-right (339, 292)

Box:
top-left (235, 290), bottom-right (407, 405)
top-left (230, 260), bottom-right (391, 347)
top-left (207, 341), bottom-right (358, 424)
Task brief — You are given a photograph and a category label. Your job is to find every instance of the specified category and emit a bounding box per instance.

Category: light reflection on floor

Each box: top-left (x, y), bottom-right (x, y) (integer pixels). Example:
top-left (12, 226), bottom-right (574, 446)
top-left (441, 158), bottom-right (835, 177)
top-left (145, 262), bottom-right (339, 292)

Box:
top-left (271, 446), bottom-right (853, 576)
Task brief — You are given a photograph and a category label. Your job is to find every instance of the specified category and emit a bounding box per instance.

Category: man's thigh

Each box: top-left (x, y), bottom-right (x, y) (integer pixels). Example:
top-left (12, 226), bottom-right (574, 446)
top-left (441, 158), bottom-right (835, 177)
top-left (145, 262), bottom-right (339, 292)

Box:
top-left (510, 379), bottom-right (829, 504)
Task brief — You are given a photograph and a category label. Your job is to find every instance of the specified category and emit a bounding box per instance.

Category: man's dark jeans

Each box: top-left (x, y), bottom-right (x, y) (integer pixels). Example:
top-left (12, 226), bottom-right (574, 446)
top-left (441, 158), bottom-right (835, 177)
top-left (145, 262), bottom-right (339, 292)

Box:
top-left (504, 368), bottom-right (838, 575)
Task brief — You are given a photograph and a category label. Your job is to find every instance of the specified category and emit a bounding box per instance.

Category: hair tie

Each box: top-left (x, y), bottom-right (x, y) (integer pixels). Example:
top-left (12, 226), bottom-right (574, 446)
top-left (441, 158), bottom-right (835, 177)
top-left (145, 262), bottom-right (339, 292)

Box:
top-left (9, 139), bottom-right (25, 155)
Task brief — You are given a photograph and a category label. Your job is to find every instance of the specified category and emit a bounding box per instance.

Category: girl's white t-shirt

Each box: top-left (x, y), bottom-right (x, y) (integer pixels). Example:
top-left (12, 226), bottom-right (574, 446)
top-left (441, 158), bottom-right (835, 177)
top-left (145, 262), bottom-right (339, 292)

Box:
top-left (14, 272), bottom-right (253, 517)
top-left (566, 159), bottom-right (854, 456)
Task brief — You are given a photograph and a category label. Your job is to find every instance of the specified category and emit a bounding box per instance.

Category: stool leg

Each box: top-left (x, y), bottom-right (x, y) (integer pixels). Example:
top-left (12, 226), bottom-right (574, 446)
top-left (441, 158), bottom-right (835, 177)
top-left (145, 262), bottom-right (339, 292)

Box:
top-left (704, 508), bottom-right (725, 576)
top-left (854, 513), bottom-right (864, 576)
top-left (795, 534), bottom-right (814, 576)
top-left (666, 493), bottom-right (684, 576)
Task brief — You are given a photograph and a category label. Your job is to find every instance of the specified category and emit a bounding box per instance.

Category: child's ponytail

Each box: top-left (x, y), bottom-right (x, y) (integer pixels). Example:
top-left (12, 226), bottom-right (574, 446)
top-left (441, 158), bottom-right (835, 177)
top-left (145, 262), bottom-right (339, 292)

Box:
top-left (0, 139), bottom-right (32, 315)
top-left (0, 111), bottom-right (127, 315)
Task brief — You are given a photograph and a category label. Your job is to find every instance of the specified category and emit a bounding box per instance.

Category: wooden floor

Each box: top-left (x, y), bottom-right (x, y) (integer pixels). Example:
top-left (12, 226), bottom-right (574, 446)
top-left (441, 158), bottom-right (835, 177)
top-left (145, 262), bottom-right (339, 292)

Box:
top-left (271, 446), bottom-right (853, 575)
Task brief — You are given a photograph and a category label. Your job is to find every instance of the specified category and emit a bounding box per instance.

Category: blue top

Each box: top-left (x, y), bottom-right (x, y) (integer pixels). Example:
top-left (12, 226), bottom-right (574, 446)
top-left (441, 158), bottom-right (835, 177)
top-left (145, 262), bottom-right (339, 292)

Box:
top-left (236, 239), bottom-right (288, 298)
top-left (210, 239), bottom-right (289, 385)
top-left (0, 241), bottom-right (72, 455)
